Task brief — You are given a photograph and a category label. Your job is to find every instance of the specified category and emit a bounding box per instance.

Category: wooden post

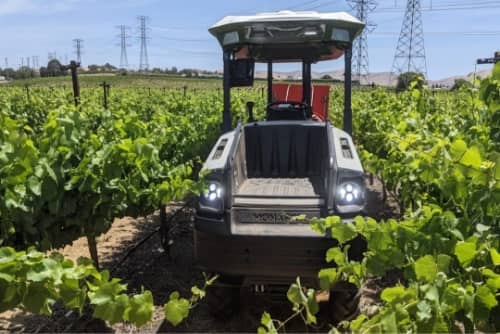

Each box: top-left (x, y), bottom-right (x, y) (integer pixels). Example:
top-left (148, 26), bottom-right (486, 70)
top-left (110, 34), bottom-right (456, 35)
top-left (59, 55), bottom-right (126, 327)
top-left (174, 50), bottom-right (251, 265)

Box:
top-left (86, 233), bottom-right (99, 270)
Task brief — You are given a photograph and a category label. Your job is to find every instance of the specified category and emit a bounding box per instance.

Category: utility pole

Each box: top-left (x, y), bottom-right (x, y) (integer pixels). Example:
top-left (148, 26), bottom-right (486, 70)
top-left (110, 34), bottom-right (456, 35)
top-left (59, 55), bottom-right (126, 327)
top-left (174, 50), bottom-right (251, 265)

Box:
top-left (27, 57), bottom-right (30, 69)
top-left (138, 16), bottom-right (150, 72)
top-left (347, 0), bottom-right (377, 85)
top-left (73, 38), bottom-right (84, 63)
top-left (4, 58), bottom-right (7, 68)
top-left (117, 25), bottom-right (130, 69)
top-left (21, 58), bottom-right (24, 68)
top-left (391, 0), bottom-right (427, 83)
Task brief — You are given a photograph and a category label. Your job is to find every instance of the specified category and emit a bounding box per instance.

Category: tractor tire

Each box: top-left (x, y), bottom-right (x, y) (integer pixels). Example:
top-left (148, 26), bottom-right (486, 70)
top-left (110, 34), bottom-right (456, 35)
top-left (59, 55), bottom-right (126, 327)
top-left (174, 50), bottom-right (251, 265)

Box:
top-left (328, 281), bottom-right (360, 325)
top-left (206, 281), bottom-right (241, 319)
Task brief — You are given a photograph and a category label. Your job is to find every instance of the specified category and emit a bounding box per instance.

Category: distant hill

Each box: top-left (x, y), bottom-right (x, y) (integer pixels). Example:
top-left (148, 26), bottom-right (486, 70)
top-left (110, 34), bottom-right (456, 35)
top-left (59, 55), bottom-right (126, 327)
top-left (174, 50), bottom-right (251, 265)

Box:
top-left (427, 68), bottom-right (492, 88)
top-left (256, 68), bottom-right (494, 88)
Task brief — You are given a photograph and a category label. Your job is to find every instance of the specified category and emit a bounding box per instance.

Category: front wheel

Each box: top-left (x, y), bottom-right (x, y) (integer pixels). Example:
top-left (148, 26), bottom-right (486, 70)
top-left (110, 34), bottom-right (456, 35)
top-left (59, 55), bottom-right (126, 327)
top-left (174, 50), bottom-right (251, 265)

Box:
top-left (328, 281), bottom-right (360, 324)
top-left (206, 277), bottom-right (242, 319)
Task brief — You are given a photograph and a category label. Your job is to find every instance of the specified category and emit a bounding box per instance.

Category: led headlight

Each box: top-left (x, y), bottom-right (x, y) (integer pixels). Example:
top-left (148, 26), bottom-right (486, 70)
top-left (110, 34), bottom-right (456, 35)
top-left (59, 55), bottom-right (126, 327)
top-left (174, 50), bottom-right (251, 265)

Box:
top-left (204, 182), bottom-right (223, 201)
top-left (336, 181), bottom-right (364, 214)
top-left (199, 181), bottom-right (224, 213)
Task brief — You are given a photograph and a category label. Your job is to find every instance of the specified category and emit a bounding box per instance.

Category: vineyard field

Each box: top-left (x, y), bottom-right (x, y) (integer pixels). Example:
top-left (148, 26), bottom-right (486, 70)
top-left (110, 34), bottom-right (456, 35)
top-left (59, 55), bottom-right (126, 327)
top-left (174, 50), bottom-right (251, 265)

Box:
top-left (0, 64), bottom-right (499, 332)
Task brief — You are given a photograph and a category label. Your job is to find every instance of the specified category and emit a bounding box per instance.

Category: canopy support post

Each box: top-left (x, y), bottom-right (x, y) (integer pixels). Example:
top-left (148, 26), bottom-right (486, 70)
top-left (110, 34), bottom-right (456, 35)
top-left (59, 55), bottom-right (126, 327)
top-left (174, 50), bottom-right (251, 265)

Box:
top-left (267, 61), bottom-right (273, 104)
top-left (344, 46), bottom-right (353, 136)
top-left (302, 61), bottom-right (312, 111)
top-left (222, 51), bottom-right (232, 133)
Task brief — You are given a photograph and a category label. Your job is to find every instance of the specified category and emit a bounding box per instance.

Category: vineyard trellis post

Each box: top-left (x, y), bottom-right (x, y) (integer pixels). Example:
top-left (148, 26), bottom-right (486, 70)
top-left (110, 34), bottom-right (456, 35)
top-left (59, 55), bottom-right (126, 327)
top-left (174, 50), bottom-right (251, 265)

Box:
top-left (24, 84), bottom-right (30, 100)
top-left (101, 81), bottom-right (110, 109)
top-left (61, 61), bottom-right (81, 106)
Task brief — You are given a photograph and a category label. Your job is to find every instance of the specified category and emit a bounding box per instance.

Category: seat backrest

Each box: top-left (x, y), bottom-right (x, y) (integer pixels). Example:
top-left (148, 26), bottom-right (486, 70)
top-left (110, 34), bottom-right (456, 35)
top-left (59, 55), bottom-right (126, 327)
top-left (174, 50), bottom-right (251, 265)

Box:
top-left (272, 83), bottom-right (330, 121)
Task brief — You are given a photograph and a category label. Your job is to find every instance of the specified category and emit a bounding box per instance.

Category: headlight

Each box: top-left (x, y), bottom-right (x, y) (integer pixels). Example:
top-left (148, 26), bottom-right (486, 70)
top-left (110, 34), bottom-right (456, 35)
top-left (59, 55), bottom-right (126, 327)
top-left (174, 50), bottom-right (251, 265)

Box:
top-left (336, 181), bottom-right (364, 214)
top-left (199, 181), bottom-right (224, 213)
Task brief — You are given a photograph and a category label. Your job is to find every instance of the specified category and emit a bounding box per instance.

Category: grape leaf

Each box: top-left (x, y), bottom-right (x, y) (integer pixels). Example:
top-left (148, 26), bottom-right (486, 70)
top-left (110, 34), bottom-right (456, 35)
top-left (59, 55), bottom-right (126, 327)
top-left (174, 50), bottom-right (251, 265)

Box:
top-left (414, 255), bottom-right (438, 282)
top-left (125, 291), bottom-right (154, 328)
top-left (164, 292), bottom-right (190, 327)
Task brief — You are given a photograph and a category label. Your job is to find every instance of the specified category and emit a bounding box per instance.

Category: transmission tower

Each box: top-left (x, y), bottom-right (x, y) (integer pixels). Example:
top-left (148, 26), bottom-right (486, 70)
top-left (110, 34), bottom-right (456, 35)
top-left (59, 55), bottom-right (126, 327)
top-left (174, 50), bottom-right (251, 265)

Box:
top-left (347, 0), bottom-right (377, 85)
top-left (73, 38), bottom-right (84, 63)
top-left (138, 16), bottom-right (150, 72)
top-left (391, 0), bottom-right (427, 82)
top-left (117, 25), bottom-right (131, 69)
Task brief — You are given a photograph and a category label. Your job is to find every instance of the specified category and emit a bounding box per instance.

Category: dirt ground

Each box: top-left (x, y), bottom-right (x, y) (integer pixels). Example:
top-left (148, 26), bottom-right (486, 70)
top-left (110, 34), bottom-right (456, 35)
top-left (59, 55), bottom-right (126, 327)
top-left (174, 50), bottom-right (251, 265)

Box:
top-left (0, 176), bottom-right (398, 333)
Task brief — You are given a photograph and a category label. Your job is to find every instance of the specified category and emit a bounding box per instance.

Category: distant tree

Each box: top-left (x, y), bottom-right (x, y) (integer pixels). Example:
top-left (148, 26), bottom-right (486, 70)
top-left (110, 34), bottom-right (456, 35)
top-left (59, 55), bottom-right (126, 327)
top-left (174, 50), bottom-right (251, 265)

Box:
top-left (45, 59), bottom-right (66, 77)
top-left (170, 66), bottom-right (178, 74)
top-left (321, 74), bottom-right (333, 80)
top-left (15, 66), bottom-right (38, 79)
top-left (451, 78), bottom-right (473, 91)
top-left (87, 64), bottom-right (100, 73)
top-left (0, 67), bottom-right (15, 79)
top-left (396, 72), bottom-right (425, 92)
top-left (103, 63), bottom-right (117, 72)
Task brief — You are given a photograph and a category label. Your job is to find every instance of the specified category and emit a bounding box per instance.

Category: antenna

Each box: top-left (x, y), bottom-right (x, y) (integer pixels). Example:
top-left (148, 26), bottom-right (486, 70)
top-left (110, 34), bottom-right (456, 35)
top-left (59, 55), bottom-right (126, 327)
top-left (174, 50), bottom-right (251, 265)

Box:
top-left (138, 16), bottom-right (150, 72)
top-left (391, 0), bottom-right (427, 83)
top-left (347, 0), bottom-right (377, 85)
top-left (117, 25), bottom-right (131, 69)
top-left (73, 38), bottom-right (84, 63)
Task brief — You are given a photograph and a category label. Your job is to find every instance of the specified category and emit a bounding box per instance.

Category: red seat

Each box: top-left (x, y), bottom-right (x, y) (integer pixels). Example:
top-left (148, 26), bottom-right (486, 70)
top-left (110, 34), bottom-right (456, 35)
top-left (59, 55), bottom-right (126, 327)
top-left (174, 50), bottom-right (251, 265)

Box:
top-left (272, 83), bottom-right (330, 121)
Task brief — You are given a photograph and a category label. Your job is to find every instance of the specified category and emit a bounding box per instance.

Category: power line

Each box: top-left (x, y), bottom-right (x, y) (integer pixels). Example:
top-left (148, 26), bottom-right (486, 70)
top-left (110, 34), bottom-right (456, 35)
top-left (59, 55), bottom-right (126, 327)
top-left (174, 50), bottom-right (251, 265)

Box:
top-left (374, 30), bottom-right (500, 36)
top-left (376, 0), bottom-right (500, 11)
top-left (138, 16), bottom-right (150, 72)
top-left (117, 25), bottom-right (131, 69)
top-left (391, 0), bottom-right (427, 81)
top-left (286, 0), bottom-right (323, 10)
top-left (348, 0), bottom-right (378, 84)
top-left (154, 35), bottom-right (212, 42)
top-left (73, 38), bottom-right (84, 63)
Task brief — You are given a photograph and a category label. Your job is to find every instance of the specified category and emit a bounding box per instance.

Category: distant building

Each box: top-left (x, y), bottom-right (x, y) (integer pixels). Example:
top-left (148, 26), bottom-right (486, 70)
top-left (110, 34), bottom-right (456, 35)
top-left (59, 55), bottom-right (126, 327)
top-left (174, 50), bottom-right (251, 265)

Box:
top-left (0, 76), bottom-right (6, 81)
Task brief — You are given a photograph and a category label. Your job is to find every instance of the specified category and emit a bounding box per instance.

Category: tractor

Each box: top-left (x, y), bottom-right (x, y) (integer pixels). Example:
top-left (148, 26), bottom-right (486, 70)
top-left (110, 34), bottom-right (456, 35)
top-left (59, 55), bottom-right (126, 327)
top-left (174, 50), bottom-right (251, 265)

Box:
top-left (195, 10), bottom-right (367, 318)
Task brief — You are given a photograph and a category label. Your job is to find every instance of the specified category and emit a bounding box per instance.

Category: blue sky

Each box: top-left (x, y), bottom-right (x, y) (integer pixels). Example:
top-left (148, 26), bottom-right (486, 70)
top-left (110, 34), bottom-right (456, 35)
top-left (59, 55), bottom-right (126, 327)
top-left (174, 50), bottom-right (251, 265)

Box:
top-left (0, 0), bottom-right (498, 79)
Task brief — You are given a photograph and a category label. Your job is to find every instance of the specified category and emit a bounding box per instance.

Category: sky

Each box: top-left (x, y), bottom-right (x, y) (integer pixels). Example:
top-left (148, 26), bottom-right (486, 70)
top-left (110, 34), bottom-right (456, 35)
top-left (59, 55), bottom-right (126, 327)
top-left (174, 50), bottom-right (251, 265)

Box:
top-left (0, 0), bottom-right (499, 80)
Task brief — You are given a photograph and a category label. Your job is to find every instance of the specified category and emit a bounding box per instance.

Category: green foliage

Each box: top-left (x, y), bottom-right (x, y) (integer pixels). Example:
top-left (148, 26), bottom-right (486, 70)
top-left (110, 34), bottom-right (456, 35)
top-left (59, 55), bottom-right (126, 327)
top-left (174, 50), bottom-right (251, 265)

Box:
top-left (0, 246), bottom-right (215, 328)
top-left (451, 78), bottom-right (473, 91)
top-left (318, 65), bottom-right (500, 333)
top-left (396, 72), bottom-right (426, 92)
top-left (164, 291), bottom-right (190, 326)
top-left (258, 278), bottom-right (319, 334)
top-left (0, 87), bottom-right (238, 251)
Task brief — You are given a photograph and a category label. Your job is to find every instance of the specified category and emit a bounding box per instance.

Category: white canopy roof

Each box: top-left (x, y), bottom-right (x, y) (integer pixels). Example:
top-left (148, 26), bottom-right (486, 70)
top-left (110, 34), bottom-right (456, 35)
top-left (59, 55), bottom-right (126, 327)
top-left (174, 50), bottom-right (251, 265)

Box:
top-left (209, 10), bottom-right (365, 60)
top-left (211, 10), bottom-right (363, 29)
